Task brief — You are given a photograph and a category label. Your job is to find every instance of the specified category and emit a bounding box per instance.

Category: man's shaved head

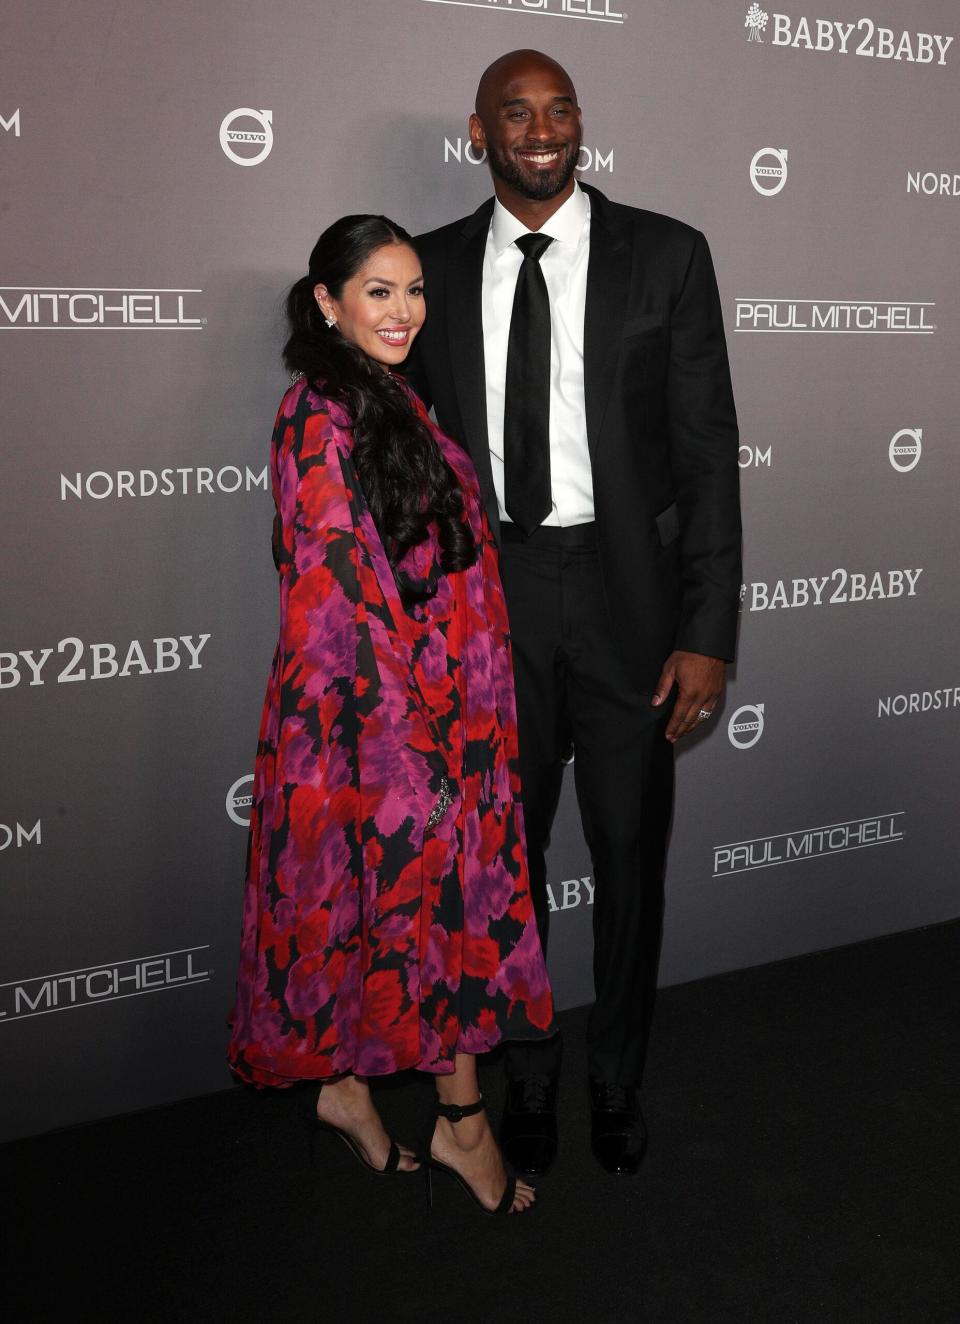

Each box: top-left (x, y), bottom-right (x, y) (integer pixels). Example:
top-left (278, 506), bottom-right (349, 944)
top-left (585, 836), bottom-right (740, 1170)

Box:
top-left (475, 49), bottom-right (578, 120)
top-left (469, 49), bottom-right (582, 213)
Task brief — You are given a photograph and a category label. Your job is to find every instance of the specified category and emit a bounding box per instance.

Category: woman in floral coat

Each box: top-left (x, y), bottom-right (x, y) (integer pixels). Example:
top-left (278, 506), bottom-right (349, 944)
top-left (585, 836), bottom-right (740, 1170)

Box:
top-left (228, 215), bottom-right (555, 1215)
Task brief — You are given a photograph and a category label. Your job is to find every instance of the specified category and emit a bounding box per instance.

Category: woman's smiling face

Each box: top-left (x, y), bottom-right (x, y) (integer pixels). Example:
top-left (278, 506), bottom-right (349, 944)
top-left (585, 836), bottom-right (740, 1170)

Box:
top-left (315, 241), bottom-right (425, 369)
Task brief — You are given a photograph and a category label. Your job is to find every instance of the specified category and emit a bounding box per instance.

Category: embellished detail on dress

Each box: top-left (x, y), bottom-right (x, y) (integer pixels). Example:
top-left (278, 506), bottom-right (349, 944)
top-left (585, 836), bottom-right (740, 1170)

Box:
top-left (426, 776), bottom-right (455, 831)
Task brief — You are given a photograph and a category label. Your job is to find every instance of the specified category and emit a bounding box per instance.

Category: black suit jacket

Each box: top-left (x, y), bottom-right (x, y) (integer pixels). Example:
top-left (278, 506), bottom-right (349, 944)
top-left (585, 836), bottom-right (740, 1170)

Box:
top-left (404, 183), bottom-right (742, 689)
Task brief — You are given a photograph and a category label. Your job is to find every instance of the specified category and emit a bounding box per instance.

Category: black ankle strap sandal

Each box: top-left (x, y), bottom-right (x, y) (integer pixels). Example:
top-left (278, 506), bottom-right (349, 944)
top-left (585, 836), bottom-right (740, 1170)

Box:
top-left (435, 1097), bottom-right (485, 1124)
top-left (427, 1095), bottom-right (522, 1217)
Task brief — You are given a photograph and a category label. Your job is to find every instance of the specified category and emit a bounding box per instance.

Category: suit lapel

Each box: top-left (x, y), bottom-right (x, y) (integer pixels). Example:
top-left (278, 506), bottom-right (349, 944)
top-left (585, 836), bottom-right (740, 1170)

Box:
top-left (582, 185), bottom-right (631, 462)
top-left (446, 200), bottom-right (497, 516)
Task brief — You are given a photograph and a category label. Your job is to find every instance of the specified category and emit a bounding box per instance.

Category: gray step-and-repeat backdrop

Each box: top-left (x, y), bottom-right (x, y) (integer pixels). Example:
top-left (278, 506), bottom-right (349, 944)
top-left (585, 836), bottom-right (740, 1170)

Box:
top-left (2, 1), bottom-right (958, 1141)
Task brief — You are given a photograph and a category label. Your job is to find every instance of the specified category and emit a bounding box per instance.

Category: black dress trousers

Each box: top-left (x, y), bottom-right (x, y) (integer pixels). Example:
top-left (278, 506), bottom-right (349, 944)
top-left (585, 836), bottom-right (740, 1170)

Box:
top-left (499, 522), bottom-right (675, 1089)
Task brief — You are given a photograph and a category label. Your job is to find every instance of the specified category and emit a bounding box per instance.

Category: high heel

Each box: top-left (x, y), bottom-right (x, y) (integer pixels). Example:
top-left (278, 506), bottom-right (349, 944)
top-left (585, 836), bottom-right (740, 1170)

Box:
top-left (304, 1084), bottom-right (418, 1177)
top-left (425, 1096), bottom-right (523, 1216)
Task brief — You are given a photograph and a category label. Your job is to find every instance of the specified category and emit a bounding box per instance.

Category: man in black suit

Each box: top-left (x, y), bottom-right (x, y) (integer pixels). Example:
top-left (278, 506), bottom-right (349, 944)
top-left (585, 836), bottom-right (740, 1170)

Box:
top-left (404, 50), bottom-right (741, 1176)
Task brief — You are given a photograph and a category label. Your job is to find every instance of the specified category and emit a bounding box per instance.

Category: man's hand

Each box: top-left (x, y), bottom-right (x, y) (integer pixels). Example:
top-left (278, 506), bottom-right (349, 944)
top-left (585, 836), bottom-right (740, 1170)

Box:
top-left (651, 650), bottom-right (726, 743)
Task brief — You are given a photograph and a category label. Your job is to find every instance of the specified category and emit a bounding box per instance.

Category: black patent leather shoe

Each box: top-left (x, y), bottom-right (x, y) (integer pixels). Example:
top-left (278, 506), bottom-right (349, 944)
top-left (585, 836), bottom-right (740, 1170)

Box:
top-left (500, 1074), bottom-right (558, 1175)
top-left (589, 1077), bottom-right (647, 1175)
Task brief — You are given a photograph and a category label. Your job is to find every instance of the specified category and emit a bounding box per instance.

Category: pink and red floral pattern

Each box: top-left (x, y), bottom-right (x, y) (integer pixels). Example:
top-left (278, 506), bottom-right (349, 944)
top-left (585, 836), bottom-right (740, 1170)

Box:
top-left (228, 379), bottom-right (554, 1085)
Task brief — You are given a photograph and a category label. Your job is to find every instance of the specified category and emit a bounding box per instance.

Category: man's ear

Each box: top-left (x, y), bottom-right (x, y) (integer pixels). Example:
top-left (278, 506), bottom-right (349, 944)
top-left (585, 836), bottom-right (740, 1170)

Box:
top-left (468, 112), bottom-right (487, 154)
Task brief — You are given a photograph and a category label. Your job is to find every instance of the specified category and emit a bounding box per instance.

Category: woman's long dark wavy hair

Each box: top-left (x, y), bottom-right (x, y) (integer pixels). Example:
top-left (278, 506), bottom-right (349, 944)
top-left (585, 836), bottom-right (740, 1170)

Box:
top-left (284, 215), bottom-right (476, 598)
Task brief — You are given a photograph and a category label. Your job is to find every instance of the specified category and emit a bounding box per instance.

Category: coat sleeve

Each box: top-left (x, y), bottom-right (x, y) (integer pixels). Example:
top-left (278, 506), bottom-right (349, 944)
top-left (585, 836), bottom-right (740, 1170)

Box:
top-left (268, 395), bottom-right (364, 906)
top-left (228, 394), bottom-right (366, 1084)
top-left (666, 231), bottom-right (742, 661)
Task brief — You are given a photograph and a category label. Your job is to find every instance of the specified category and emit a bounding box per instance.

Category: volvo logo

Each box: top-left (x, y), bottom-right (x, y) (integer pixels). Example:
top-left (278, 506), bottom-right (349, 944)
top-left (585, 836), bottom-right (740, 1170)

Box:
top-left (226, 774), bottom-right (254, 826)
top-left (728, 703), bottom-right (765, 750)
top-left (888, 427), bottom-right (922, 473)
top-left (219, 108), bottom-right (273, 167)
top-left (750, 147), bottom-right (788, 196)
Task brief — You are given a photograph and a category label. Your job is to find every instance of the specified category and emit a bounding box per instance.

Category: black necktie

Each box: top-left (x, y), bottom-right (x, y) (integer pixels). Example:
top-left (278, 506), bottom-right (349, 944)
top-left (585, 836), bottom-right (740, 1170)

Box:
top-left (504, 232), bottom-right (554, 536)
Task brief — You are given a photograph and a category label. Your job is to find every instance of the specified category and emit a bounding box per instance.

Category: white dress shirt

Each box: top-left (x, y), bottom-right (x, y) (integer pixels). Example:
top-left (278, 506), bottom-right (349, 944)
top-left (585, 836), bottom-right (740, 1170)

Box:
top-left (482, 182), bottom-right (594, 527)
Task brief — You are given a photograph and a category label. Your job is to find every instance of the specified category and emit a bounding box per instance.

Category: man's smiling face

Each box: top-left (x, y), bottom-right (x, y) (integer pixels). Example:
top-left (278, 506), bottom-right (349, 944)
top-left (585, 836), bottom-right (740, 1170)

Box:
top-left (470, 53), bottom-right (583, 204)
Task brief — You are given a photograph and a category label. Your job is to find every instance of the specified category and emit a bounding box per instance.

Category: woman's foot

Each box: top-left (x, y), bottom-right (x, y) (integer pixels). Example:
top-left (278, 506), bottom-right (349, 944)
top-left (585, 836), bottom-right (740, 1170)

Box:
top-left (315, 1075), bottom-right (419, 1172)
top-left (431, 1108), bottom-right (535, 1213)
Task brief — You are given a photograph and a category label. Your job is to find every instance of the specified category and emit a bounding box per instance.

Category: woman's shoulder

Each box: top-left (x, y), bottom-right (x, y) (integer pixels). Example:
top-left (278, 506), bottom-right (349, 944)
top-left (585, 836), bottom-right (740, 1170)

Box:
top-left (395, 376), bottom-right (428, 417)
top-left (396, 378), bottom-right (476, 477)
top-left (275, 375), bottom-right (351, 435)
top-left (272, 377), bottom-right (354, 474)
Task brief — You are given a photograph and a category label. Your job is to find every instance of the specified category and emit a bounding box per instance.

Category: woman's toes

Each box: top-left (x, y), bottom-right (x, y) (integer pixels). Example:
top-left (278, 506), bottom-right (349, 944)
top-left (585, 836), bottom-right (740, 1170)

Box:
top-left (398, 1146), bottom-right (420, 1171)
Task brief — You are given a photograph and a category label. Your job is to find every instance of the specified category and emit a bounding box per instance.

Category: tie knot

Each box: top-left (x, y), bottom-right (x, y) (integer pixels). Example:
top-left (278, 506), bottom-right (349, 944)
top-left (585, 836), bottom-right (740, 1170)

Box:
top-left (515, 232), bottom-right (554, 263)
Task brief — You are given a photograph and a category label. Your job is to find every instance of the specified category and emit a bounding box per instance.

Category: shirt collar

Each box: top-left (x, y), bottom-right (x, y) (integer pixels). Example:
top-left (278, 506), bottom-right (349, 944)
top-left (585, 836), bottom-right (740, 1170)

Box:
top-left (490, 182), bottom-right (590, 256)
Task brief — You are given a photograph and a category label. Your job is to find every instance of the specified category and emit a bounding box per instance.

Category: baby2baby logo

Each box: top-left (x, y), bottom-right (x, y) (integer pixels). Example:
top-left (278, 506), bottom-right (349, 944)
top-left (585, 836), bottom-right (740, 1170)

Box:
top-left (743, 7), bottom-right (953, 65)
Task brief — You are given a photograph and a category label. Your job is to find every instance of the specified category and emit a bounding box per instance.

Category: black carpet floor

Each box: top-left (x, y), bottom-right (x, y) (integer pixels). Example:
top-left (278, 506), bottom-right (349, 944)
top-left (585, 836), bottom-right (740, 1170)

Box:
top-left (5, 921), bottom-right (960, 1324)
